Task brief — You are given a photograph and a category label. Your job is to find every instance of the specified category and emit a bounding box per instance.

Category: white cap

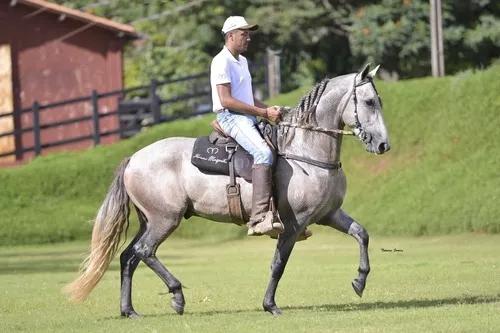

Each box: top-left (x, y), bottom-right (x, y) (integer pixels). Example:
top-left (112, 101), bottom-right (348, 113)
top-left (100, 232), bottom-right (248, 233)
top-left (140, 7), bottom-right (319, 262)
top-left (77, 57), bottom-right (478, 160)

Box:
top-left (221, 16), bottom-right (258, 34)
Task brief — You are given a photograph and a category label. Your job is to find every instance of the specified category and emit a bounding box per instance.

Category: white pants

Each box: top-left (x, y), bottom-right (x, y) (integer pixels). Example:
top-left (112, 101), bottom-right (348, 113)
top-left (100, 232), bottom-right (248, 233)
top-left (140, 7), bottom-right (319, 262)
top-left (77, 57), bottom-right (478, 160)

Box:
top-left (216, 110), bottom-right (273, 166)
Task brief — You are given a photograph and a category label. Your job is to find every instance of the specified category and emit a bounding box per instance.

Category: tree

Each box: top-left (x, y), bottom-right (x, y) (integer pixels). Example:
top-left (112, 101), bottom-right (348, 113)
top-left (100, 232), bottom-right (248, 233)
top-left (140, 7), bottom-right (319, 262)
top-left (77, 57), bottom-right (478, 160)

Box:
top-left (444, 0), bottom-right (500, 73)
top-left (349, 0), bottom-right (500, 78)
top-left (55, 0), bottom-right (499, 88)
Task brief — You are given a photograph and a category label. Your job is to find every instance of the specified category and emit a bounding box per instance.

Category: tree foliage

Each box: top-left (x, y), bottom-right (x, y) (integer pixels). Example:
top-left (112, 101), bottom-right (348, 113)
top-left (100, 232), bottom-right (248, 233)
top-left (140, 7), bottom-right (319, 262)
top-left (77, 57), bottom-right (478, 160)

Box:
top-left (349, 0), bottom-right (500, 79)
top-left (56, 0), bottom-right (499, 88)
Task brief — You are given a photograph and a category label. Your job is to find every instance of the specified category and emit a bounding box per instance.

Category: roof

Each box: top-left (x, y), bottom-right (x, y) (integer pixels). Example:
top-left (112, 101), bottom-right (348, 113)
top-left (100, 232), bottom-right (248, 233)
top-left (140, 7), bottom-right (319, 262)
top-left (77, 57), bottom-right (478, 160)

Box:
top-left (15, 0), bottom-right (138, 38)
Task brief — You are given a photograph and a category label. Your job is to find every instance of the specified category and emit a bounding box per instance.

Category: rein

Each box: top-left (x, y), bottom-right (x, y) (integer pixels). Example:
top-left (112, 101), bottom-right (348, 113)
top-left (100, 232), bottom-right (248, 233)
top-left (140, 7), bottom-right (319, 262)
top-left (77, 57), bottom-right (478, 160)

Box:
top-left (277, 152), bottom-right (342, 170)
top-left (277, 121), bottom-right (354, 136)
top-left (277, 74), bottom-right (379, 169)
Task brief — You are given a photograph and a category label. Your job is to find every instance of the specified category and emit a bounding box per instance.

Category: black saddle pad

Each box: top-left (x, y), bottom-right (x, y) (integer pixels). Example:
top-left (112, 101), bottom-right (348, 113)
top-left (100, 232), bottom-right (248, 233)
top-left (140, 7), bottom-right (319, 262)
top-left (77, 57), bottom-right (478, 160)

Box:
top-left (191, 136), bottom-right (253, 182)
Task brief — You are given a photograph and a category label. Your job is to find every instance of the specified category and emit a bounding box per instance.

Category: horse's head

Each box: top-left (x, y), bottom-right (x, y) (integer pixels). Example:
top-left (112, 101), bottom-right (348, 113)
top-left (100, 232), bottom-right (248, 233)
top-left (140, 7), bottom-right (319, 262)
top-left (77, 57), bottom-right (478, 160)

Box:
top-left (340, 64), bottom-right (390, 154)
top-left (280, 65), bottom-right (390, 156)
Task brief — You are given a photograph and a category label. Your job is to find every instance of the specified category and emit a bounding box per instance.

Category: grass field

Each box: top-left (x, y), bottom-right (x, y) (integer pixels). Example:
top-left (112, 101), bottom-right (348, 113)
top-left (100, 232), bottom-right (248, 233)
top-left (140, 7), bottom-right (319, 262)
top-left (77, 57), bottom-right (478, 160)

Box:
top-left (1, 230), bottom-right (499, 332)
top-left (1, 65), bottom-right (499, 331)
top-left (0, 64), bottom-right (499, 245)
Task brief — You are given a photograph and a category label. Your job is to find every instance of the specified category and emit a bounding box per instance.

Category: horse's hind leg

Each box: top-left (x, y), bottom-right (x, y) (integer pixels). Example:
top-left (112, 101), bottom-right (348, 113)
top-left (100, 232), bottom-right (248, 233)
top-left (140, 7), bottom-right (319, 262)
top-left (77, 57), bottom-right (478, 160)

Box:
top-left (133, 213), bottom-right (186, 315)
top-left (317, 209), bottom-right (370, 297)
top-left (120, 208), bottom-right (147, 318)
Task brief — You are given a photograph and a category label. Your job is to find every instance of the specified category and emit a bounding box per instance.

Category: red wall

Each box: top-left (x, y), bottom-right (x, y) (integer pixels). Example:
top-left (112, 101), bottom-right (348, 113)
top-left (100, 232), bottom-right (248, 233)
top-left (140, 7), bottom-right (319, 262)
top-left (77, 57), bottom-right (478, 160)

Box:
top-left (0, 2), bottom-right (126, 160)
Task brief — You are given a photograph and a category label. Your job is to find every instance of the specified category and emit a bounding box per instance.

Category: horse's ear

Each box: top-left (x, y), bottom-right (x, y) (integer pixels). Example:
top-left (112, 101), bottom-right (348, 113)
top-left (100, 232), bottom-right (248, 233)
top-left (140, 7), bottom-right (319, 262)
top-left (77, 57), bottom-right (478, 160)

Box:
top-left (368, 64), bottom-right (381, 79)
top-left (359, 63), bottom-right (371, 81)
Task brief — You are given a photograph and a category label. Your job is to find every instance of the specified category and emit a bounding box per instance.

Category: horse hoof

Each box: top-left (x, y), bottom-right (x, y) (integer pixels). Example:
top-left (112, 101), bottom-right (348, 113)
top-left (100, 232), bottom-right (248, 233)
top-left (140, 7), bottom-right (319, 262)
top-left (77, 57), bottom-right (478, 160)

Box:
top-left (263, 304), bottom-right (282, 316)
top-left (269, 307), bottom-right (282, 316)
top-left (351, 279), bottom-right (365, 298)
top-left (121, 310), bottom-right (141, 319)
top-left (171, 298), bottom-right (185, 315)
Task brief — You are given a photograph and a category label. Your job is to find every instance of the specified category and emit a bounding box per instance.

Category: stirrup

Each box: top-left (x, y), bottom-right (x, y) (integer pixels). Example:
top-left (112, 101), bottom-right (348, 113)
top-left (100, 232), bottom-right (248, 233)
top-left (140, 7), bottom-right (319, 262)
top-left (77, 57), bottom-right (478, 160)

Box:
top-left (247, 211), bottom-right (284, 237)
top-left (297, 228), bottom-right (313, 241)
top-left (270, 228), bottom-right (313, 241)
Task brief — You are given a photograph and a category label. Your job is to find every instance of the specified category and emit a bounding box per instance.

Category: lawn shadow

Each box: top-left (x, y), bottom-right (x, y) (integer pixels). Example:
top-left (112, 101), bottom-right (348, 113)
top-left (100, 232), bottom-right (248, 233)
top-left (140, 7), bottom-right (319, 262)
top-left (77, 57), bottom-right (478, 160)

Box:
top-left (0, 249), bottom-right (85, 259)
top-left (280, 294), bottom-right (500, 313)
top-left (0, 257), bottom-right (91, 275)
top-left (103, 294), bottom-right (500, 320)
top-left (0, 253), bottom-right (190, 275)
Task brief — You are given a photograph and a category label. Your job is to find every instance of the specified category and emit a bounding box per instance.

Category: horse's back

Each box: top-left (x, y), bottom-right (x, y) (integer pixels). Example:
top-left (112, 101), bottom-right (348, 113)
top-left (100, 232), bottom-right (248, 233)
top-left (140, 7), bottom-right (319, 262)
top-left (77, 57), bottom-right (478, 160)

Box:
top-left (128, 137), bottom-right (195, 169)
top-left (123, 135), bottom-right (346, 225)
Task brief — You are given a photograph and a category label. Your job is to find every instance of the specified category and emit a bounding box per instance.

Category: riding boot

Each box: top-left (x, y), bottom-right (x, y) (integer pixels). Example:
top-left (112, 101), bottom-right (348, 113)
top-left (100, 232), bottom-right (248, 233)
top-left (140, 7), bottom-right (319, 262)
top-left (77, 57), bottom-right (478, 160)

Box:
top-left (270, 228), bottom-right (313, 241)
top-left (247, 164), bottom-right (284, 237)
top-left (297, 228), bottom-right (313, 241)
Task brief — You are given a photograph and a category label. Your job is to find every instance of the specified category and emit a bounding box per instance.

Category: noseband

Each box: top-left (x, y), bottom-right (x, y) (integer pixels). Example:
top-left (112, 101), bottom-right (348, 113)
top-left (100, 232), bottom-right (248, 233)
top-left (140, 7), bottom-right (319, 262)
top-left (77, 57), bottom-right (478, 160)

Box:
top-left (348, 75), bottom-right (382, 145)
top-left (277, 74), bottom-right (382, 169)
top-left (279, 74), bottom-right (381, 141)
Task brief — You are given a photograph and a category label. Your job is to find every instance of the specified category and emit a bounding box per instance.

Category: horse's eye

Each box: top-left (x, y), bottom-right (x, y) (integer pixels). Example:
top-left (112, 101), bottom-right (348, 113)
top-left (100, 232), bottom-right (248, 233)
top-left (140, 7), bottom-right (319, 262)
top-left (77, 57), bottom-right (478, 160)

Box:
top-left (365, 99), bottom-right (375, 107)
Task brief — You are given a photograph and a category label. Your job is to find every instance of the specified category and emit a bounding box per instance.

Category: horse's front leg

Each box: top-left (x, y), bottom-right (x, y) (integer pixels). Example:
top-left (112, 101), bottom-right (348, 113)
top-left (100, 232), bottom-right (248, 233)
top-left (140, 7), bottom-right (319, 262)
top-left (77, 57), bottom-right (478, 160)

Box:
top-left (262, 226), bottom-right (302, 315)
top-left (318, 209), bottom-right (370, 297)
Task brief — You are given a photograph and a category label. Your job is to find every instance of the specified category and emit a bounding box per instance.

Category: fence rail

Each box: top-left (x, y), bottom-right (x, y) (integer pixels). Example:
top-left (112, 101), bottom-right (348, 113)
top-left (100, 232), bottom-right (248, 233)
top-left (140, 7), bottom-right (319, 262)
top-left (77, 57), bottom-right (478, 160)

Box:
top-left (0, 48), bottom-right (280, 160)
top-left (0, 64), bottom-right (269, 162)
top-left (0, 72), bottom-right (224, 160)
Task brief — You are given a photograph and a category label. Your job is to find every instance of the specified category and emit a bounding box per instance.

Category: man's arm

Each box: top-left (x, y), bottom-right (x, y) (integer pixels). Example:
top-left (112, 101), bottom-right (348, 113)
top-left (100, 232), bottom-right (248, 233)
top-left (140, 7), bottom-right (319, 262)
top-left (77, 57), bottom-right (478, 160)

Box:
top-left (254, 97), bottom-right (268, 109)
top-left (217, 84), bottom-right (281, 122)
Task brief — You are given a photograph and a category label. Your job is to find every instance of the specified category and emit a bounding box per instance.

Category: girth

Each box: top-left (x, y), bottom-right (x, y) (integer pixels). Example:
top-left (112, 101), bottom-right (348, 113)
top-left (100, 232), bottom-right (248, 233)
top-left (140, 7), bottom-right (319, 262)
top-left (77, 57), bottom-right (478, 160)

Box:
top-left (191, 119), bottom-right (343, 224)
top-left (192, 121), bottom-right (274, 224)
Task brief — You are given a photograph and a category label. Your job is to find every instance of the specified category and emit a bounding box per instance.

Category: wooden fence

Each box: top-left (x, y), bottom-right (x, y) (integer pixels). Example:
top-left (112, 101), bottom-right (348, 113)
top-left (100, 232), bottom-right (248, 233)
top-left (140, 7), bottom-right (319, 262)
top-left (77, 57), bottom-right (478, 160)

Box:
top-left (0, 72), bottom-right (222, 160)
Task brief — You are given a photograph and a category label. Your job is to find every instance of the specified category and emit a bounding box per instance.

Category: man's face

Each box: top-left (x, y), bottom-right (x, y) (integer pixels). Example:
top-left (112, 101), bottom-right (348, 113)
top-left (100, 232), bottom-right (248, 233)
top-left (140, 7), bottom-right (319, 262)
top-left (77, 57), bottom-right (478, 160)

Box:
top-left (228, 29), bottom-right (251, 53)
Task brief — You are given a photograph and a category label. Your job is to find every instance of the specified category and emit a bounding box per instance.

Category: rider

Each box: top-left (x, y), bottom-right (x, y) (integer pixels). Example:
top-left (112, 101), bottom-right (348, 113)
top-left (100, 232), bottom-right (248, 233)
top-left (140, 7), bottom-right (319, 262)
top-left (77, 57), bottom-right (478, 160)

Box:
top-left (210, 16), bottom-right (283, 236)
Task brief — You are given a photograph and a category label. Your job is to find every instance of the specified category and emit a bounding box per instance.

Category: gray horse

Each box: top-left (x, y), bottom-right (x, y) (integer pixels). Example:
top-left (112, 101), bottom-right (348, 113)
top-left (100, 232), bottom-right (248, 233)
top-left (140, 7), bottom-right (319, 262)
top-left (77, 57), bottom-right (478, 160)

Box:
top-left (64, 64), bottom-right (390, 317)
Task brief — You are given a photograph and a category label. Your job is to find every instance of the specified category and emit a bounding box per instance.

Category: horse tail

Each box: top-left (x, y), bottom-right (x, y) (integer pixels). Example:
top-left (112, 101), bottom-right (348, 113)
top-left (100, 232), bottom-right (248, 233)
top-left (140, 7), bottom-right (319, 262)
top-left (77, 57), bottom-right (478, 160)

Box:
top-left (64, 157), bottom-right (131, 302)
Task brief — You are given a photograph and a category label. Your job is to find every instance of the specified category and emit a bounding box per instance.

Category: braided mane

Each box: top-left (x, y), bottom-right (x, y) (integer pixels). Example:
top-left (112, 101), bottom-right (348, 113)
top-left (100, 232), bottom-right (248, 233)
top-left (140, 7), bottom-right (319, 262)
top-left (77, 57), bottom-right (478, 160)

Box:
top-left (278, 78), bottom-right (330, 149)
top-left (285, 78), bottom-right (330, 125)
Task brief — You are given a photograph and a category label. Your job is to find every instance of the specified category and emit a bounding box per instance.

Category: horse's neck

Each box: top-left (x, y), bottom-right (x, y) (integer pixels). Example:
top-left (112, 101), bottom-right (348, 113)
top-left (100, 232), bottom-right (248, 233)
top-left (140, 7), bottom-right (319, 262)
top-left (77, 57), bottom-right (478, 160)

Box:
top-left (279, 83), bottom-right (346, 164)
top-left (280, 127), bottom-right (341, 164)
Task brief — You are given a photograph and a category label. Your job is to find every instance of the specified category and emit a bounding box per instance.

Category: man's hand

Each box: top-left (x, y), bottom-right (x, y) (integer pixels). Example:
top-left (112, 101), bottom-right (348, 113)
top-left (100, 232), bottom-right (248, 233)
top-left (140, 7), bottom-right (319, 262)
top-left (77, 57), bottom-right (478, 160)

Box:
top-left (265, 106), bottom-right (282, 123)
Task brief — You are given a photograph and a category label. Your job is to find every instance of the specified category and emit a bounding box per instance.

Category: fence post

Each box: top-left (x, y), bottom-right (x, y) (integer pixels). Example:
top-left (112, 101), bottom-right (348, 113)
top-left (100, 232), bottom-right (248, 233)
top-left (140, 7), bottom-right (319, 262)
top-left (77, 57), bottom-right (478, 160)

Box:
top-left (91, 90), bottom-right (100, 146)
top-left (266, 48), bottom-right (281, 98)
top-left (430, 0), bottom-right (445, 77)
top-left (32, 101), bottom-right (41, 156)
top-left (117, 95), bottom-right (124, 138)
top-left (149, 79), bottom-right (161, 124)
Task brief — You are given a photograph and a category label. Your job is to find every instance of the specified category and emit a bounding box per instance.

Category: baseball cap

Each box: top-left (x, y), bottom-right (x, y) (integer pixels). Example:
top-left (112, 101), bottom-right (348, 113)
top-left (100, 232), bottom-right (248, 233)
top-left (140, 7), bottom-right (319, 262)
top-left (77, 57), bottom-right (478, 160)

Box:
top-left (221, 16), bottom-right (258, 34)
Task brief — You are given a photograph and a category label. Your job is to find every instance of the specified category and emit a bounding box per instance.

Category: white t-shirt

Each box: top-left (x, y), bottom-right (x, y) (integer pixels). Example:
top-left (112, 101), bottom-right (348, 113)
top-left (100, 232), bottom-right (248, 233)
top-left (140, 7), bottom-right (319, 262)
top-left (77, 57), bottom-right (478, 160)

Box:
top-left (210, 46), bottom-right (255, 112)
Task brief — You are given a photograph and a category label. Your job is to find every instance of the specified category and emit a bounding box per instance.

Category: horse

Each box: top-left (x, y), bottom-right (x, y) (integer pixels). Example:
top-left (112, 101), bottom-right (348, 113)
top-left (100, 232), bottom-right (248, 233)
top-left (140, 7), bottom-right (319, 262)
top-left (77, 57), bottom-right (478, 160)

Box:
top-left (64, 63), bottom-right (390, 317)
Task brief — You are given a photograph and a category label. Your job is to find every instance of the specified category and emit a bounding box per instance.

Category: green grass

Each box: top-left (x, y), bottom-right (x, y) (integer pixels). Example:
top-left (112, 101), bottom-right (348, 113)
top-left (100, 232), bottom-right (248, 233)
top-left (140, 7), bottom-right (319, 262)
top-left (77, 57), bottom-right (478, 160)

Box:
top-left (0, 65), bottom-right (499, 245)
top-left (0, 232), bottom-right (499, 332)
top-left (271, 66), bottom-right (500, 236)
top-left (345, 67), bottom-right (500, 235)
top-left (0, 115), bottom-right (238, 245)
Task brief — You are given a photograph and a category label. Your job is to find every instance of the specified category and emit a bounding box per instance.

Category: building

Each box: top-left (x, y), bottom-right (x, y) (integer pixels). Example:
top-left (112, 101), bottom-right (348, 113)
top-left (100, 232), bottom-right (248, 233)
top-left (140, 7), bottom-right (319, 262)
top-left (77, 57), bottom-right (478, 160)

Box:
top-left (0, 0), bottom-right (138, 163)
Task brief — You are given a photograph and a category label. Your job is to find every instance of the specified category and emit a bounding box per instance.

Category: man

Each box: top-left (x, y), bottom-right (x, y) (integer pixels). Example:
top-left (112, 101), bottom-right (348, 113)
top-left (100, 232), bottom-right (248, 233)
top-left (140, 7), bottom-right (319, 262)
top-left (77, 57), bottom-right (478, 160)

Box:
top-left (210, 16), bottom-right (283, 236)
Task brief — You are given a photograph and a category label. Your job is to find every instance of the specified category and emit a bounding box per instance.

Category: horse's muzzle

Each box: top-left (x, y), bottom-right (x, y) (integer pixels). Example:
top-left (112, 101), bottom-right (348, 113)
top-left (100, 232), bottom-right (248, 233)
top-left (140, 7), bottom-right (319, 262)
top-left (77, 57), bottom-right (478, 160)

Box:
top-left (376, 142), bottom-right (390, 154)
top-left (366, 140), bottom-right (390, 154)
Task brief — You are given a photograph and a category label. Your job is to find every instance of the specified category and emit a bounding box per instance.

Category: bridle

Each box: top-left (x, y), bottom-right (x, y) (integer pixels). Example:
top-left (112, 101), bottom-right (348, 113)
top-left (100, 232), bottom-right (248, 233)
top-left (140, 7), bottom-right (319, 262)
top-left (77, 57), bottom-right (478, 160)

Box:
top-left (277, 73), bottom-right (382, 169)
top-left (348, 75), bottom-right (382, 145)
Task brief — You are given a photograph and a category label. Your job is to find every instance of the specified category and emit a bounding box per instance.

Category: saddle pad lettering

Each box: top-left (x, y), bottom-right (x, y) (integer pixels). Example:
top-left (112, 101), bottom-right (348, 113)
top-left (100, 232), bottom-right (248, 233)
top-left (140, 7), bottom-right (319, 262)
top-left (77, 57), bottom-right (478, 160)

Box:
top-left (191, 136), bottom-right (253, 182)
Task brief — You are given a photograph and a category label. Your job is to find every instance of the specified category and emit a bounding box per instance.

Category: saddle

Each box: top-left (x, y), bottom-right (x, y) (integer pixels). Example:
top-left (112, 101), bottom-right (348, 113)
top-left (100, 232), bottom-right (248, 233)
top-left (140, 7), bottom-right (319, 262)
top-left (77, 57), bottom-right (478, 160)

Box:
top-left (191, 120), bottom-right (277, 224)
